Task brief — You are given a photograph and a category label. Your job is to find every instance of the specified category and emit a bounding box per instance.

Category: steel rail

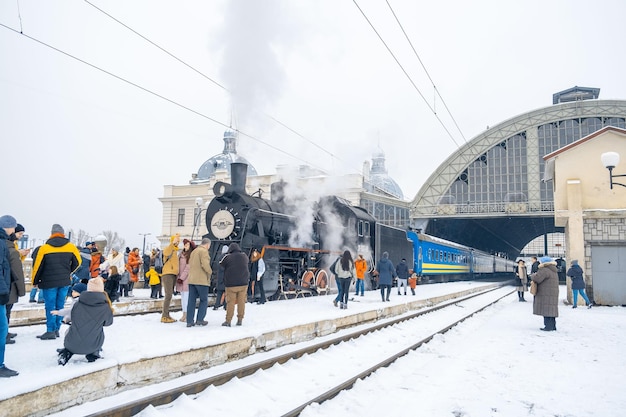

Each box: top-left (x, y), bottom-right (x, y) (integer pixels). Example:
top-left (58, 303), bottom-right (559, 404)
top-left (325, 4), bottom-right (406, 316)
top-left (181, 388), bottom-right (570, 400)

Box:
top-left (83, 285), bottom-right (513, 417)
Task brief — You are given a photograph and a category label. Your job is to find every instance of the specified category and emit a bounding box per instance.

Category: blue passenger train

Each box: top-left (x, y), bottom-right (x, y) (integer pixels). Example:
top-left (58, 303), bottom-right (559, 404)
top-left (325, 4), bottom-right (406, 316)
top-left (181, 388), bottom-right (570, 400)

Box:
top-left (407, 231), bottom-right (515, 283)
top-left (204, 163), bottom-right (515, 299)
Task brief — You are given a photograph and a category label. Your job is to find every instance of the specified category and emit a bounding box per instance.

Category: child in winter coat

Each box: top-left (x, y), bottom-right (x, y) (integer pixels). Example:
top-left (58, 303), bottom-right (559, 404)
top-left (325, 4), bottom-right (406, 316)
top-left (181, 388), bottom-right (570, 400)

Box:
top-left (408, 269), bottom-right (418, 296)
top-left (51, 282), bottom-right (88, 324)
top-left (145, 266), bottom-right (162, 299)
top-left (119, 267), bottom-right (130, 297)
top-left (104, 266), bottom-right (121, 302)
top-left (57, 277), bottom-right (114, 365)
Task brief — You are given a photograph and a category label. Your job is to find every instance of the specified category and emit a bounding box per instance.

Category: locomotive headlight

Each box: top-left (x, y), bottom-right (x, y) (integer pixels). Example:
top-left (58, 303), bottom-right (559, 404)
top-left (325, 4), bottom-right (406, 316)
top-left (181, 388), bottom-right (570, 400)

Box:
top-left (210, 209), bottom-right (236, 239)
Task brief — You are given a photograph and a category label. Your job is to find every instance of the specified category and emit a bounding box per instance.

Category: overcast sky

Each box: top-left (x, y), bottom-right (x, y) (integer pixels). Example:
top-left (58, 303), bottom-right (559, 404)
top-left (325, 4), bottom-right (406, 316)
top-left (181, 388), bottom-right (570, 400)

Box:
top-left (2, 0), bottom-right (625, 249)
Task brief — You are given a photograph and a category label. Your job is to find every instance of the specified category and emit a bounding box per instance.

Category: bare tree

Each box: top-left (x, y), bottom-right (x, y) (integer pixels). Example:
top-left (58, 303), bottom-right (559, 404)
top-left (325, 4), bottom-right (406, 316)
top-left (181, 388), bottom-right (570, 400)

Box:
top-left (101, 230), bottom-right (126, 254)
top-left (67, 229), bottom-right (89, 247)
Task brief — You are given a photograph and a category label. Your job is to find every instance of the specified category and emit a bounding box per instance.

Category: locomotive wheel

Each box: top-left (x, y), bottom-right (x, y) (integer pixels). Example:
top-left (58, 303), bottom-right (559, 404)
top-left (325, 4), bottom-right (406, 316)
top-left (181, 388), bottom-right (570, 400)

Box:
top-left (315, 270), bottom-right (328, 290)
top-left (301, 271), bottom-right (314, 288)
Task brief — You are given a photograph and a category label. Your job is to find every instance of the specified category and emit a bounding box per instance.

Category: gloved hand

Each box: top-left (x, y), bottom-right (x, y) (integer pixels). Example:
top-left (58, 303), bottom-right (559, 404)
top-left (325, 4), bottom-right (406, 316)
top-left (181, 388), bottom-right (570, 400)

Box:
top-left (0, 293), bottom-right (9, 305)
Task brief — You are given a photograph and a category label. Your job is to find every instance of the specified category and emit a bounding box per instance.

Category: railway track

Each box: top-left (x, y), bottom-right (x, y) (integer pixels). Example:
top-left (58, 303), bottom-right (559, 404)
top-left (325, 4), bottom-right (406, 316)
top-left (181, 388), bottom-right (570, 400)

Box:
top-left (72, 285), bottom-right (514, 417)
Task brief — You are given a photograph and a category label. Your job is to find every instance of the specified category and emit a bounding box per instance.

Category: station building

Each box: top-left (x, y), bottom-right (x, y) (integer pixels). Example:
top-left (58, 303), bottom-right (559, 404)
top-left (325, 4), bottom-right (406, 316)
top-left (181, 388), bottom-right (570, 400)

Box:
top-left (544, 126), bottom-right (626, 305)
top-left (158, 130), bottom-right (409, 247)
top-left (160, 87), bottom-right (626, 305)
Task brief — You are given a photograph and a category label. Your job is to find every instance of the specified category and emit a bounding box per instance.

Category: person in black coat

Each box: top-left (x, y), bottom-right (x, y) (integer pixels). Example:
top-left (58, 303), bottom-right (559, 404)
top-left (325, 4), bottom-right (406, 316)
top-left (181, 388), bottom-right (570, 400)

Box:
top-left (566, 259), bottom-right (592, 308)
top-left (220, 243), bottom-right (249, 327)
top-left (395, 258), bottom-right (409, 295)
top-left (213, 246), bottom-right (228, 310)
top-left (57, 277), bottom-right (114, 365)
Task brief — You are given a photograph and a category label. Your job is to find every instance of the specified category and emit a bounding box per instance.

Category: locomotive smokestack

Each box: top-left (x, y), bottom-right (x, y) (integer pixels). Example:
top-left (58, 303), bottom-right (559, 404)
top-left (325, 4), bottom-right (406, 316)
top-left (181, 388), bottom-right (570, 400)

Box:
top-left (230, 162), bottom-right (247, 193)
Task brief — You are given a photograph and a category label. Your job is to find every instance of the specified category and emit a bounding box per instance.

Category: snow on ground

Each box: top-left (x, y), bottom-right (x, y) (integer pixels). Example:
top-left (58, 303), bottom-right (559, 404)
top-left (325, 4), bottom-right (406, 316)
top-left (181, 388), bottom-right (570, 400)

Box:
top-left (5, 283), bottom-right (626, 417)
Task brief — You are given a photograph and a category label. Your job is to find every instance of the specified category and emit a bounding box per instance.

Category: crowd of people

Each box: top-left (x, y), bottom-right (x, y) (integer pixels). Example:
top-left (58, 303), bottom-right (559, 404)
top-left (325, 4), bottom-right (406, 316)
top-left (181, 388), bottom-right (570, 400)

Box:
top-left (0, 213), bottom-right (596, 378)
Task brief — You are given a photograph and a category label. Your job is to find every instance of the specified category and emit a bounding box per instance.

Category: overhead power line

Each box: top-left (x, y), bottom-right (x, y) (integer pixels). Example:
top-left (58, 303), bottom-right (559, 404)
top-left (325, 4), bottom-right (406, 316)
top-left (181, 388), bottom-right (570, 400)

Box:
top-left (352, 0), bottom-right (462, 148)
top-left (83, 0), bottom-right (358, 171)
top-left (385, 0), bottom-right (466, 143)
top-left (0, 21), bottom-right (328, 173)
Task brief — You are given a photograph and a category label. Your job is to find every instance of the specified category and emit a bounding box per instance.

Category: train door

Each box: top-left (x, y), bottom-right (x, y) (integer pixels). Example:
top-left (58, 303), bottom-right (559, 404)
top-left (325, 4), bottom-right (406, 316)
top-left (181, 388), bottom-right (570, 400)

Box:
top-left (417, 246), bottom-right (422, 274)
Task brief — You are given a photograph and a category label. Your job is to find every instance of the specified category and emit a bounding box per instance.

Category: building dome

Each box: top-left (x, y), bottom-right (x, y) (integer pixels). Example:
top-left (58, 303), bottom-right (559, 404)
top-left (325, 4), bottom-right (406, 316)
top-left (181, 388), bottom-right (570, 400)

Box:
top-left (191, 130), bottom-right (258, 183)
top-left (365, 149), bottom-right (404, 199)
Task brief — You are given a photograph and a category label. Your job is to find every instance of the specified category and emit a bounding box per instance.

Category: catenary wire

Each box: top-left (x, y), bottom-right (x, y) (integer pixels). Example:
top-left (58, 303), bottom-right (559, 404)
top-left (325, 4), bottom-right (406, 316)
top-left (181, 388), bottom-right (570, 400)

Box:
top-left (83, 0), bottom-right (354, 170)
top-left (385, 0), bottom-right (467, 143)
top-left (352, 0), bottom-right (461, 148)
top-left (0, 21), bottom-right (328, 173)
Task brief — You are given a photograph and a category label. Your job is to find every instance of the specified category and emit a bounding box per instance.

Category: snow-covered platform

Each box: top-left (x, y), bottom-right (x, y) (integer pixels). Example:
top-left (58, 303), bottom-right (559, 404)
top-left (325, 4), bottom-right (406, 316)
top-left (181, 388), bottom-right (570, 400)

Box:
top-left (9, 291), bottom-right (183, 325)
top-left (2, 283), bottom-right (496, 416)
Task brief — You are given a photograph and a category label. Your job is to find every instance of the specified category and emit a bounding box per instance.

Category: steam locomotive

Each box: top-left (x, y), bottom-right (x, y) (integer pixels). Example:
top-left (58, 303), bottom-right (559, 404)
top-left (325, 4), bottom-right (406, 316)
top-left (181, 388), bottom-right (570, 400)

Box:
top-left (204, 163), bottom-right (514, 299)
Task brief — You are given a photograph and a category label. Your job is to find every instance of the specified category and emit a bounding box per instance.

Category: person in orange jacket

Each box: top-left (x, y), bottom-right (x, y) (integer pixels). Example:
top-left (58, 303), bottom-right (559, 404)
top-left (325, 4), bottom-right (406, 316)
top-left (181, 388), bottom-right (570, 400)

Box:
top-left (354, 254), bottom-right (367, 297)
top-left (408, 269), bottom-right (418, 296)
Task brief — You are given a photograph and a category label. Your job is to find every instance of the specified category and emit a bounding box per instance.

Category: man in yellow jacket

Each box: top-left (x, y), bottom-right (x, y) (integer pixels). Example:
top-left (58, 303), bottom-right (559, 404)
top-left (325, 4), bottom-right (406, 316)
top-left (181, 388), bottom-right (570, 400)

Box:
top-left (160, 234), bottom-right (180, 323)
top-left (31, 224), bottom-right (81, 339)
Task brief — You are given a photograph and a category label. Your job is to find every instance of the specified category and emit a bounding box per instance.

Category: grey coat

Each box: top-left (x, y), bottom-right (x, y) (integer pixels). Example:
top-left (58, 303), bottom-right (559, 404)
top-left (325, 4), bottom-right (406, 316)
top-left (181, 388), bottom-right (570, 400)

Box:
top-left (531, 262), bottom-right (559, 318)
top-left (64, 291), bottom-right (114, 355)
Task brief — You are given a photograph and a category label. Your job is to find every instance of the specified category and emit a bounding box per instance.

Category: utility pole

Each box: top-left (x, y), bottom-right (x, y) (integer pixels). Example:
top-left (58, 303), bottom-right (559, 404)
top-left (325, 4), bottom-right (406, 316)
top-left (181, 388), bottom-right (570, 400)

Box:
top-left (139, 233), bottom-right (151, 255)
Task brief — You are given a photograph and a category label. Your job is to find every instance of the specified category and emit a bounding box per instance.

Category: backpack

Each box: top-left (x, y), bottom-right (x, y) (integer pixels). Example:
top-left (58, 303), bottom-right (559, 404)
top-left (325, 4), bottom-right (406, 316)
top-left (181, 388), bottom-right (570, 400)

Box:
top-left (329, 257), bottom-right (339, 276)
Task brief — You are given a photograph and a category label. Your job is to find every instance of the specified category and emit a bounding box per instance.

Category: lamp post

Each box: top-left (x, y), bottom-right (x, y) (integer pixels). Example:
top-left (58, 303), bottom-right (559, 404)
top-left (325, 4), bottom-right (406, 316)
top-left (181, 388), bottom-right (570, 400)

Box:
top-left (191, 197), bottom-right (209, 243)
top-left (139, 233), bottom-right (151, 256)
top-left (601, 152), bottom-right (626, 189)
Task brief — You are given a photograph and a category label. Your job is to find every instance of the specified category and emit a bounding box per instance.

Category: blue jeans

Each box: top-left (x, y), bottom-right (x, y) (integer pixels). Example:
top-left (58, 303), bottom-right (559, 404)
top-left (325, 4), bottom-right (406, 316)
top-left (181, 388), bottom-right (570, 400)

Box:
top-left (42, 286), bottom-right (70, 332)
top-left (573, 289), bottom-right (590, 306)
top-left (355, 278), bottom-right (364, 295)
top-left (0, 304), bottom-right (7, 367)
top-left (29, 287), bottom-right (43, 302)
top-left (187, 284), bottom-right (209, 324)
top-left (338, 277), bottom-right (351, 305)
top-left (334, 278), bottom-right (343, 303)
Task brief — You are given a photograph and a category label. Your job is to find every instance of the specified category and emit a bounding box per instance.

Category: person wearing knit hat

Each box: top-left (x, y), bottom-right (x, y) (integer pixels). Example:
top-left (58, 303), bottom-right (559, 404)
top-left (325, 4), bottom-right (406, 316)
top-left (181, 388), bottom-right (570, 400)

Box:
top-left (566, 259), bottom-right (592, 309)
top-left (73, 283), bottom-right (88, 295)
top-left (57, 276), bottom-right (113, 366)
top-left (31, 224), bottom-right (81, 340)
top-left (11, 224), bottom-right (30, 260)
top-left (51, 282), bottom-right (88, 324)
top-left (50, 224), bottom-right (64, 235)
top-left (0, 214), bottom-right (19, 377)
top-left (6, 222), bottom-right (27, 346)
top-left (87, 277), bottom-right (105, 292)
top-left (530, 255), bottom-right (559, 331)
top-left (0, 215), bottom-right (17, 229)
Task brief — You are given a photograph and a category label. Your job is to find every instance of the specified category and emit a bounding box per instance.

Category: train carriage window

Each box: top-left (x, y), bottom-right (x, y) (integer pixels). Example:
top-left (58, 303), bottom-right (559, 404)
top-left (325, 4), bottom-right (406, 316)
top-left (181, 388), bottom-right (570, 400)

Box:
top-left (428, 249), bottom-right (432, 260)
top-left (358, 221), bottom-right (363, 237)
top-left (364, 221), bottom-right (370, 237)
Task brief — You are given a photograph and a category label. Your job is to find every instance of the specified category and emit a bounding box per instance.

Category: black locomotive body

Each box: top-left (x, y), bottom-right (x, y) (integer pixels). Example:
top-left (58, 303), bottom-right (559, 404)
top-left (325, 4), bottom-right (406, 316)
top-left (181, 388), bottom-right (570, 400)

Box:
top-left (204, 163), bottom-right (382, 299)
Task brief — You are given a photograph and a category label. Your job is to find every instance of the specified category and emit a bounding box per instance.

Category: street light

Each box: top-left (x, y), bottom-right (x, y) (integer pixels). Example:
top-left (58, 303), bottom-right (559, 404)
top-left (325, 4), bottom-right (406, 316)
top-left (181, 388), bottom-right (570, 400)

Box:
top-left (601, 152), bottom-right (626, 189)
top-left (139, 233), bottom-right (151, 255)
top-left (191, 197), bottom-right (210, 243)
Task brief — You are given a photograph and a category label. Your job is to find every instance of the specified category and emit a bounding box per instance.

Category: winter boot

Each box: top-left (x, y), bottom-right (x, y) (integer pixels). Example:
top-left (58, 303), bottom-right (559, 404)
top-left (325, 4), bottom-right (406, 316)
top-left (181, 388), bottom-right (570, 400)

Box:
top-left (57, 348), bottom-right (73, 366)
top-left (86, 353), bottom-right (101, 363)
